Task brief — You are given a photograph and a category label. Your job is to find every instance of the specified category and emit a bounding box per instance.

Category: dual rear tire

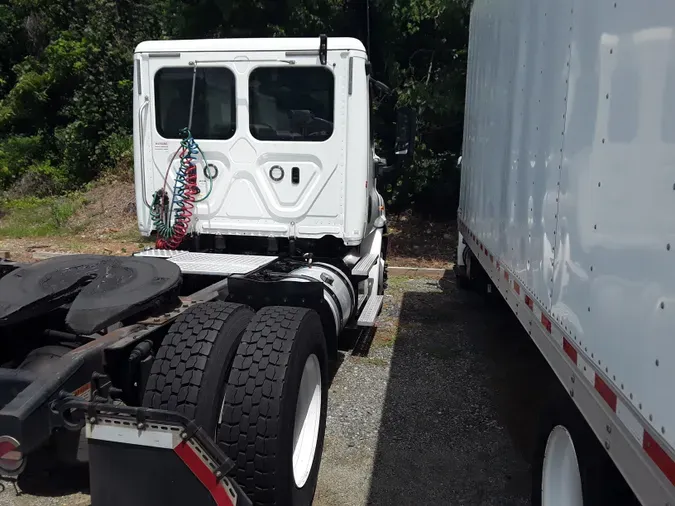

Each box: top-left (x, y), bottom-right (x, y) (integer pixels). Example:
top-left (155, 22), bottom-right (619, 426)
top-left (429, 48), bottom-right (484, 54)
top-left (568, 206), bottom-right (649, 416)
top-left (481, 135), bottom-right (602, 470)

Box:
top-left (143, 302), bottom-right (328, 506)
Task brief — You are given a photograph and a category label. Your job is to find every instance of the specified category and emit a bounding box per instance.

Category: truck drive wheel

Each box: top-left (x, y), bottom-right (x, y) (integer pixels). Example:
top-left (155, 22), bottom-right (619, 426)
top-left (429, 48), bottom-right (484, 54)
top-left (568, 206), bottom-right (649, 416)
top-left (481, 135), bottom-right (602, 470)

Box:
top-left (143, 301), bottom-right (254, 435)
top-left (218, 306), bottom-right (328, 506)
top-left (532, 392), bottom-right (638, 506)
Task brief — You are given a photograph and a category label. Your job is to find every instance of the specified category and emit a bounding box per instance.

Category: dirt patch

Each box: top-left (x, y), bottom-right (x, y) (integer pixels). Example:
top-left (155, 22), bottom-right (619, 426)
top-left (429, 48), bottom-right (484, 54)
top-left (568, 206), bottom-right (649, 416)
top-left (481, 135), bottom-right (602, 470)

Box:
top-left (68, 176), bottom-right (137, 237)
top-left (0, 175), bottom-right (150, 262)
top-left (0, 236), bottom-right (150, 262)
top-left (386, 213), bottom-right (456, 268)
top-left (0, 182), bottom-right (457, 269)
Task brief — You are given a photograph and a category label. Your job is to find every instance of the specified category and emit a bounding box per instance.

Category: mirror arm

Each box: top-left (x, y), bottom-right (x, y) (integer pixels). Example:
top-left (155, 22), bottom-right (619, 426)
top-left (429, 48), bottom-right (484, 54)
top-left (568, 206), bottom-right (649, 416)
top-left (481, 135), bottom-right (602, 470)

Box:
top-left (369, 76), bottom-right (391, 94)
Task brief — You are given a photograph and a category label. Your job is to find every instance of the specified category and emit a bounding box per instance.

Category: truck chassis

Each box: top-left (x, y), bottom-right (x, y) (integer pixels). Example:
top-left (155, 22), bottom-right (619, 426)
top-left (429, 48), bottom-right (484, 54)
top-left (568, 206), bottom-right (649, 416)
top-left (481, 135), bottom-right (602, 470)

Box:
top-left (0, 245), bottom-right (383, 505)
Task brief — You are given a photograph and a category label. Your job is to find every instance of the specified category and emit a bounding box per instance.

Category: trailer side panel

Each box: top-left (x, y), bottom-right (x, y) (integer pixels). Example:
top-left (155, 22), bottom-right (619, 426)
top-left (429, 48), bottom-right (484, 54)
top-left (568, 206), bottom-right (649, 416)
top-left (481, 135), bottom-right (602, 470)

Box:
top-left (460, 0), bottom-right (675, 502)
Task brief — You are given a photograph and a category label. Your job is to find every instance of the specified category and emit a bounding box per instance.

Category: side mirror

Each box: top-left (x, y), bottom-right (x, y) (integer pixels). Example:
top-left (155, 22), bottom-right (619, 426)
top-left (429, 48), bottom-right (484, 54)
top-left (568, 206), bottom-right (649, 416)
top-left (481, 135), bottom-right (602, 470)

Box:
top-left (395, 107), bottom-right (417, 162)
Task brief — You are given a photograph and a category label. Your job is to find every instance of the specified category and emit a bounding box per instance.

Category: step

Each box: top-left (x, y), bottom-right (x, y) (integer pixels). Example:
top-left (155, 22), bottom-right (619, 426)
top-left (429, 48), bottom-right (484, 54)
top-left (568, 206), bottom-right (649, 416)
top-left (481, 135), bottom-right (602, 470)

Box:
top-left (357, 293), bottom-right (367, 312)
top-left (134, 250), bottom-right (277, 276)
top-left (357, 294), bottom-right (383, 327)
top-left (352, 253), bottom-right (379, 277)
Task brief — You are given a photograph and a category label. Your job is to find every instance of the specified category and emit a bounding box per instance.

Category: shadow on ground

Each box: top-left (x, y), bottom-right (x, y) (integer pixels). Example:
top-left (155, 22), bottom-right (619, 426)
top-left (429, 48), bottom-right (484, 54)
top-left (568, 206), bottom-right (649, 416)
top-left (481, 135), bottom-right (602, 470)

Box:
top-left (16, 455), bottom-right (90, 497)
top-left (366, 273), bottom-right (554, 505)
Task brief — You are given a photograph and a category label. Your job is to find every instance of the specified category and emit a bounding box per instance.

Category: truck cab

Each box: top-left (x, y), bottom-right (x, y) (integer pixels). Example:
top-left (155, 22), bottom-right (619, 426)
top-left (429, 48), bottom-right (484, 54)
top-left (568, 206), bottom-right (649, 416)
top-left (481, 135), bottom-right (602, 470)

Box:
top-left (133, 36), bottom-right (399, 248)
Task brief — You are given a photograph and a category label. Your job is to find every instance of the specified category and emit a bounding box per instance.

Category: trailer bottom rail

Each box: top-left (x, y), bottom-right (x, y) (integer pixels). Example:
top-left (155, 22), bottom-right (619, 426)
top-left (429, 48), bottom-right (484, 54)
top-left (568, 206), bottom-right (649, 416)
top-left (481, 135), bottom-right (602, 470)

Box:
top-left (53, 395), bottom-right (252, 506)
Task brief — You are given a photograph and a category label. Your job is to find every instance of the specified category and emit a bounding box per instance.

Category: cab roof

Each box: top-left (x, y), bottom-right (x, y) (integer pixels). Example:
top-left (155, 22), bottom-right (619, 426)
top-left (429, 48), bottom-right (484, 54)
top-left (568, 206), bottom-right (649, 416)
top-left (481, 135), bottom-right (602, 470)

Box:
top-left (135, 37), bottom-right (367, 55)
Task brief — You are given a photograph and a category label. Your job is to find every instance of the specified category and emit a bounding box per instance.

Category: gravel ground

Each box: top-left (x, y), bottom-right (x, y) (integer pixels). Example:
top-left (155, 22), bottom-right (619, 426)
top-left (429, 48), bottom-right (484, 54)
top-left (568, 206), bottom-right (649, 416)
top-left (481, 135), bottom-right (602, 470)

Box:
top-left (315, 274), bottom-right (551, 506)
top-left (0, 274), bottom-right (551, 506)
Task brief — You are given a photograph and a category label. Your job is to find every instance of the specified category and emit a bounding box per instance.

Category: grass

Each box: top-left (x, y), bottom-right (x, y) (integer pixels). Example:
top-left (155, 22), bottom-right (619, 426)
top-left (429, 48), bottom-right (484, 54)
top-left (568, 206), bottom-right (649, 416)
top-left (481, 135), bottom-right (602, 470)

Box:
top-left (373, 326), bottom-right (398, 348)
top-left (0, 194), bottom-right (85, 237)
top-left (353, 356), bottom-right (389, 367)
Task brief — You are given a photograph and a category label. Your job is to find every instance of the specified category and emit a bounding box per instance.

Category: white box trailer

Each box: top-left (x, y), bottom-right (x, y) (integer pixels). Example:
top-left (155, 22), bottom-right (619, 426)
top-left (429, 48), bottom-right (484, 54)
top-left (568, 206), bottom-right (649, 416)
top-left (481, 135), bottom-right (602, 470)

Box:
top-left (457, 0), bottom-right (675, 504)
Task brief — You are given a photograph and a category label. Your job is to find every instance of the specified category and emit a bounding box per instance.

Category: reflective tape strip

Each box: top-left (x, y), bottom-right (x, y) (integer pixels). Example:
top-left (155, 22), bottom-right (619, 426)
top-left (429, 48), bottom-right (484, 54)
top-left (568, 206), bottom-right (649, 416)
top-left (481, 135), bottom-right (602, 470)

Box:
top-left (562, 337), bottom-right (577, 363)
top-left (595, 375), bottom-right (617, 411)
top-left (174, 442), bottom-right (236, 506)
top-left (617, 399), bottom-right (644, 446)
top-left (644, 432), bottom-right (675, 487)
top-left (540, 314), bottom-right (551, 333)
top-left (525, 295), bottom-right (533, 310)
top-left (576, 354), bottom-right (596, 385)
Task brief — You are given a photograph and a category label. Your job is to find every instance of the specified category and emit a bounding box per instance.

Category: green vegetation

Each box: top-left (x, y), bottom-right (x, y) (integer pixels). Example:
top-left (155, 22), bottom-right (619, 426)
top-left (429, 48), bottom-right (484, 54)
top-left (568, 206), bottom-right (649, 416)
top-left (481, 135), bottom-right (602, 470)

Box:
top-left (0, 194), bottom-right (85, 237)
top-left (0, 0), bottom-right (470, 220)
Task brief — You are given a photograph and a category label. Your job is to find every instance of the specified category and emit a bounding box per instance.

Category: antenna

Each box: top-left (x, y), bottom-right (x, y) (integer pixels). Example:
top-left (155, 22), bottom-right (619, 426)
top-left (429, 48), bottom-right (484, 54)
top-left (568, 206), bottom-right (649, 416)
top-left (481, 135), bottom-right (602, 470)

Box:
top-left (366, 0), bottom-right (371, 56)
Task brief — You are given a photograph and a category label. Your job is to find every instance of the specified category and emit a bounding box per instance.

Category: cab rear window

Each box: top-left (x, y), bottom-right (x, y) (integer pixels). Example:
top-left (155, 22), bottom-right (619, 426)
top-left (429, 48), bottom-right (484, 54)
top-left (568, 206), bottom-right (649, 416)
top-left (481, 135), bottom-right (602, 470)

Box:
top-left (155, 67), bottom-right (236, 140)
top-left (249, 67), bottom-right (334, 142)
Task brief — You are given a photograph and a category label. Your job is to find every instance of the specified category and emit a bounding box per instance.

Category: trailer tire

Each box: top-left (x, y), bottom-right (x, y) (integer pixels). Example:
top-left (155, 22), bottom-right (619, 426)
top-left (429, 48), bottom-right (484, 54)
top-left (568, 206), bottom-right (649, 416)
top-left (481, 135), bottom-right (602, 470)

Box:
top-left (218, 306), bottom-right (328, 506)
top-left (142, 301), bottom-right (254, 435)
top-left (455, 246), bottom-right (474, 290)
top-left (532, 392), bottom-right (638, 506)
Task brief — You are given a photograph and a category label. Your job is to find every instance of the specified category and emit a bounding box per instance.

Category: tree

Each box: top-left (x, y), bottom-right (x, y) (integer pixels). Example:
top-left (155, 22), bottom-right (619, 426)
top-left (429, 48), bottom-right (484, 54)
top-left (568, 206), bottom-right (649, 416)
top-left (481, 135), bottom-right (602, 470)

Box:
top-left (0, 0), bottom-right (472, 217)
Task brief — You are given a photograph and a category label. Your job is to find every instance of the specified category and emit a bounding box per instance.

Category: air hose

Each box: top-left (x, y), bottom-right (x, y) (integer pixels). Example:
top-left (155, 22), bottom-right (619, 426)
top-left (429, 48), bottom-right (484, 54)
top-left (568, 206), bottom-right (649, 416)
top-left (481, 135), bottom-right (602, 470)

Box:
top-left (150, 128), bottom-right (201, 249)
top-left (147, 66), bottom-right (214, 249)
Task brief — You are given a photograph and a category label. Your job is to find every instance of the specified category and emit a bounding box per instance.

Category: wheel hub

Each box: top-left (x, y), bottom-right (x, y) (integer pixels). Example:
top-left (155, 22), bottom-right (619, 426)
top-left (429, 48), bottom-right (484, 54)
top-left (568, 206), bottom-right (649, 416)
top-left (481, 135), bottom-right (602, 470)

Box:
top-left (542, 425), bottom-right (583, 506)
top-left (292, 353), bottom-right (322, 488)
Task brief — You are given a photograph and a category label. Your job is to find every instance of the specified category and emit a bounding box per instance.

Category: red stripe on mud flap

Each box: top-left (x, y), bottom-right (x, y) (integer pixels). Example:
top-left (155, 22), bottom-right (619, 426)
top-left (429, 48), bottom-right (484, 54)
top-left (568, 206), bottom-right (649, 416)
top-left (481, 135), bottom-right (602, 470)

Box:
top-left (504, 271), bottom-right (510, 281)
top-left (644, 431), bottom-right (675, 487)
top-left (513, 281), bottom-right (520, 295)
top-left (174, 442), bottom-right (235, 506)
top-left (525, 295), bottom-right (533, 310)
top-left (541, 314), bottom-right (552, 333)
top-left (594, 375), bottom-right (617, 411)
top-left (562, 338), bottom-right (577, 364)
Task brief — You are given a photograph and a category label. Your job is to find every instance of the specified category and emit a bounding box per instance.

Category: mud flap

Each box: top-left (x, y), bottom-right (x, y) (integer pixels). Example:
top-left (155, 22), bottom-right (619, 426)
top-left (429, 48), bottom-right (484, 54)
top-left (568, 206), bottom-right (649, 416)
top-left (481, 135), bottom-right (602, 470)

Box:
top-left (55, 398), bottom-right (251, 506)
top-left (87, 419), bottom-right (249, 506)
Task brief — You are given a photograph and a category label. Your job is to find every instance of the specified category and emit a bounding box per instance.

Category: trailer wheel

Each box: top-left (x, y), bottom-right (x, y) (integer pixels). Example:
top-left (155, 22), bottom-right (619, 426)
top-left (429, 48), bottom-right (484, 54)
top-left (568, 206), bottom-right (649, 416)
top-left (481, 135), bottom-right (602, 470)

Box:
top-left (218, 306), bottom-right (328, 506)
top-left (455, 246), bottom-right (473, 290)
top-left (532, 393), bottom-right (638, 506)
top-left (142, 301), bottom-right (254, 434)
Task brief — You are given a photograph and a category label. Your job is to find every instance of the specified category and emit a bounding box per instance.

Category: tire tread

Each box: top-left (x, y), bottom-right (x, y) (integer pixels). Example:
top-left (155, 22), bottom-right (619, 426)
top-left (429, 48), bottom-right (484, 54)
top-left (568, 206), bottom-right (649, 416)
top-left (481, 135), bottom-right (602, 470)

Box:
top-left (219, 306), bottom-right (314, 505)
top-left (143, 301), bottom-right (250, 421)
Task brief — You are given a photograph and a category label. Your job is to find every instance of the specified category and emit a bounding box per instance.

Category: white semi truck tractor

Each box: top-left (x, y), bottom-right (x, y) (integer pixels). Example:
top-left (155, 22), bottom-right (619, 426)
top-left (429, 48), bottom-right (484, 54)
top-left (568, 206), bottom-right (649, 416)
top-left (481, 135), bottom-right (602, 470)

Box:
top-left (456, 1), bottom-right (675, 505)
top-left (0, 36), bottom-right (414, 506)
